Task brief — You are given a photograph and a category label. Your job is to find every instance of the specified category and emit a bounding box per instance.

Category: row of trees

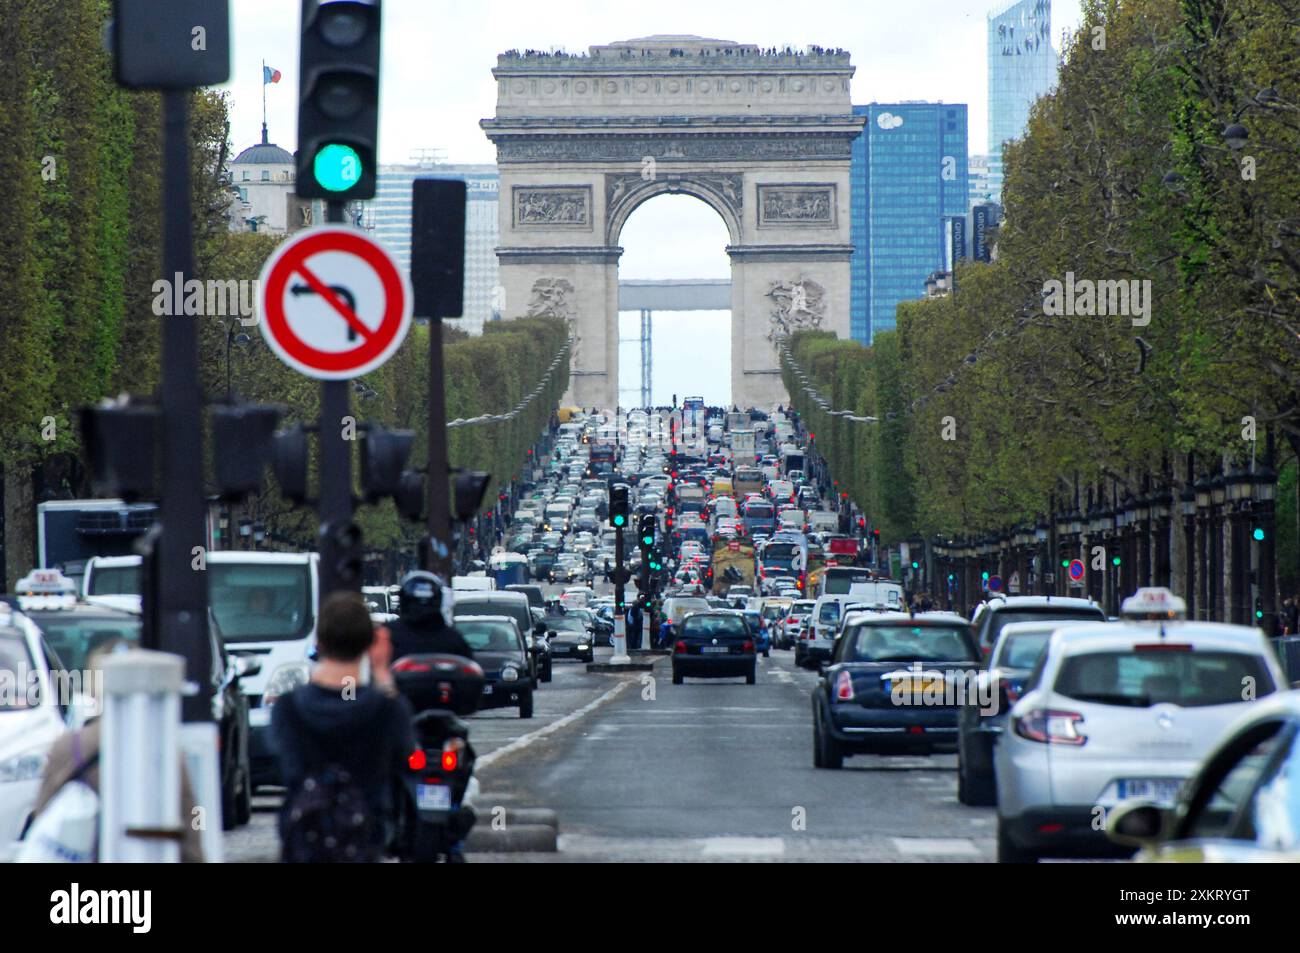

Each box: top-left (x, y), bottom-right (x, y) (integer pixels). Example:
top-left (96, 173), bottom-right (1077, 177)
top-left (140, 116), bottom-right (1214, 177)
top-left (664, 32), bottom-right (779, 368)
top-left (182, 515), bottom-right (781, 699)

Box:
top-left (0, 0), bottom-right (568, 586)
top-left (782, 0), bottom-right (1300, 596)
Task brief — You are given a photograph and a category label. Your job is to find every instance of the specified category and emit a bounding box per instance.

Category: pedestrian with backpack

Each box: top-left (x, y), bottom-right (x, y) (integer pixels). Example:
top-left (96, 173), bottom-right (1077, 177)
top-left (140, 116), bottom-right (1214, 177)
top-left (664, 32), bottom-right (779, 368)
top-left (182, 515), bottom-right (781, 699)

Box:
top-left (273, 591), bottom-right (415, 863)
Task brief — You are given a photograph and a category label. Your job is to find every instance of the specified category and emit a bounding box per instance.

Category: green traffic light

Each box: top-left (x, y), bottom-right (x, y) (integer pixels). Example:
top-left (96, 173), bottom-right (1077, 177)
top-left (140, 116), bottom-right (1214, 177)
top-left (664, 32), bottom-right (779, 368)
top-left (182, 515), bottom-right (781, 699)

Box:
top-left (313, 143), bottom-right (362, 192)
top-left (1253, 527), bottom-right (1265, 541)
top-left (981, 571), bottom-right (990, 581)
top-left (1256, 610), bottom-right (1264, 619)
top-left (1061, 559), bottom-right (1069, 568)
top-left (613, 515), bottom-right (626, 527)
top-left (911, 561), bottom-right (919, 569)
top-left (1112, 556), bottom-right (1121, 566)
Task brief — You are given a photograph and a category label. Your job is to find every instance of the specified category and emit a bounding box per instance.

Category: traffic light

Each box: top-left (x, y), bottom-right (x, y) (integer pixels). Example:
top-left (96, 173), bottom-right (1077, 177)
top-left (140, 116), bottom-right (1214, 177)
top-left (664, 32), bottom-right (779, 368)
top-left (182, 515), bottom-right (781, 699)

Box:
top-left (320, 519), bottom-right (364, 592)
top-left (360, 428), bottom-right (414, 501)
top-left (1112, 555), bottom-right (1122, 567)
top-left (911, 561), bottom-right (920, 570)
top-left (981, 571), bottom-right (990, 582)
top-left (452, 470), bottom-right (491, 522)
top-left (1253, 527), bottom-right (1266, 542)
top-left (211, 403), bottom-right (283, 502)
top-left (271, 425), bottom-right (310, 504)
top-left (111, 0), bottom-right (231, 90)
top-left (296, 0), bottom-right (382, 200)
top-left (80, 397), bottom-right (159, 502)
top-left (609, 483), bottom-right (630, 528)
top-left (638, 513), bottom-right (656, 550)
top-left (1255, 596), bottom-right (1264, 620)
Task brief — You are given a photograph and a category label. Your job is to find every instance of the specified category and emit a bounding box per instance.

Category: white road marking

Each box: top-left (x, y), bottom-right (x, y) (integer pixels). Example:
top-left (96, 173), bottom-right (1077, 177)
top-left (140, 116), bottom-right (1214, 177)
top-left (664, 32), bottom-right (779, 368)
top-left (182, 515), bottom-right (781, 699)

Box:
top-left (700, 836), bottom-right (786, 857)
top-left (891, 837), bottom-right (980, 857)
top-left (476, 679), bottom-right (632, 770)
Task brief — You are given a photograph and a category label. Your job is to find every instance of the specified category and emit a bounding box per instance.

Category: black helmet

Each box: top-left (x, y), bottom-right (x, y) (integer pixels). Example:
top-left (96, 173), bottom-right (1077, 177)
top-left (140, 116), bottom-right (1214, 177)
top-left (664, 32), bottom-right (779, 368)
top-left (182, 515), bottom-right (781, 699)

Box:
top-left (399, 571), bottom-right (444, 626)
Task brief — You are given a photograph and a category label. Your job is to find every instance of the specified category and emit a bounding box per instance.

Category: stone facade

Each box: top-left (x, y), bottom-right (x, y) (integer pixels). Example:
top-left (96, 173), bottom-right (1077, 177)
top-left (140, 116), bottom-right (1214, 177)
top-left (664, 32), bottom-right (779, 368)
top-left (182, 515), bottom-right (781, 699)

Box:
top-left (481, 36), bottom-right (864, 409)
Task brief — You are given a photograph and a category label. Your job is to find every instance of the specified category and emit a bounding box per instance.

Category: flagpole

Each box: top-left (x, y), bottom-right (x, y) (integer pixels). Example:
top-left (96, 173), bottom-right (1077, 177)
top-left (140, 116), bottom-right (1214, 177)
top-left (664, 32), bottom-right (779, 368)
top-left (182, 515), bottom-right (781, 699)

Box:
top-left (261, 59), bottom-right (268, 144)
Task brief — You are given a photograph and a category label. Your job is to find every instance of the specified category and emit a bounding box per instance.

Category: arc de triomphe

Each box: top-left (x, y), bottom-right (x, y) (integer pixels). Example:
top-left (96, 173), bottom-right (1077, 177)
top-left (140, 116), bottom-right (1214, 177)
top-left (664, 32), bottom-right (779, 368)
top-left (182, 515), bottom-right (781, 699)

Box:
top-left (481, 36), bottom-right (864, 409)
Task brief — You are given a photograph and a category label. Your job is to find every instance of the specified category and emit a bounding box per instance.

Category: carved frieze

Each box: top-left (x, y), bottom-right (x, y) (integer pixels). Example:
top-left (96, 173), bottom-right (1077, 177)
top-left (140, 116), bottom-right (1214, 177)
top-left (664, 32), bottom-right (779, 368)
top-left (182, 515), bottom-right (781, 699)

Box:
top-left (767, 278), bottom-right (826, 341)
top-left (757, 184), bottom-right (836, 227)
top-left (604, 171), bottom-right (743, 222)
top-left (496, 135), bottom-right (853, 164)
top-left (513, 185), bottom-right (592, 228)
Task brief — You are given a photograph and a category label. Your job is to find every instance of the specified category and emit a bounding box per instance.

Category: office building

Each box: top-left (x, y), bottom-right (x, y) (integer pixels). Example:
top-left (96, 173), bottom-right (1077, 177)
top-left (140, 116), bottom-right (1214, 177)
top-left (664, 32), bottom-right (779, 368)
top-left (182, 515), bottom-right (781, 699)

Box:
top-left (850, 102), bottom-right (969, 344)
top-left (987, 0), bottom-right (1056, 204)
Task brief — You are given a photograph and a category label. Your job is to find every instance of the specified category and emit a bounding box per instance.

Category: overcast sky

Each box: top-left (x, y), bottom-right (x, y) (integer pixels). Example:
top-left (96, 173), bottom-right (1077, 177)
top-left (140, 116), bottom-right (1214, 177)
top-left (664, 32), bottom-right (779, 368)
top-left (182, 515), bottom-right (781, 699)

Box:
top-left (222, 1), bottom-right (1082, 404)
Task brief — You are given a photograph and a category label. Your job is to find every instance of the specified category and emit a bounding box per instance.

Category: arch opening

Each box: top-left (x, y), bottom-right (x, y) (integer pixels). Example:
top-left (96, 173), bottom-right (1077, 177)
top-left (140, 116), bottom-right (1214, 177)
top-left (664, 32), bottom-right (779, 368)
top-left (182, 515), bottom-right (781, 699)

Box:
top-left (616, 193), bottom-right (732, 408)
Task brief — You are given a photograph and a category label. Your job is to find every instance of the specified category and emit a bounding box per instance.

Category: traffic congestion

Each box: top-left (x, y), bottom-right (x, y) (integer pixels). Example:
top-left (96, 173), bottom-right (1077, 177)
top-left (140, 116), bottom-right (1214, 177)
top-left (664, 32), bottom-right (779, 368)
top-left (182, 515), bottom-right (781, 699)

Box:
top-left (6, 404), bottom-right (1297, 870)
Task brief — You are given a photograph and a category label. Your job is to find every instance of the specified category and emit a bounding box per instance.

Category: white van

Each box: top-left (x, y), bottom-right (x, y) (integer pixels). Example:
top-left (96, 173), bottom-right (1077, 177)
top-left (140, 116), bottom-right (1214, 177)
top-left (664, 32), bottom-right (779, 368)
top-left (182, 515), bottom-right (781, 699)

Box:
top-left (847, 580), bottom-right (905, 610)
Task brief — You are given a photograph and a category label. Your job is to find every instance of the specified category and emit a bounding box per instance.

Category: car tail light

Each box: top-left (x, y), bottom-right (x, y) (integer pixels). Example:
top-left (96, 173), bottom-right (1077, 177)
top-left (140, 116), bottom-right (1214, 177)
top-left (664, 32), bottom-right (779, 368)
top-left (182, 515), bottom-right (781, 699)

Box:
top-left (408, 749), bottom-right (427, 771)
top-left (1014, 709), bottom-right (1086, 746)
top-left (835, 669), bottom-right (854, 701)
top-left (392, 658), bottom-right (432, 673)
top-left (674, 640), bottom-right (687, 654)
top-left (742, 641), bottom-right (754, 653)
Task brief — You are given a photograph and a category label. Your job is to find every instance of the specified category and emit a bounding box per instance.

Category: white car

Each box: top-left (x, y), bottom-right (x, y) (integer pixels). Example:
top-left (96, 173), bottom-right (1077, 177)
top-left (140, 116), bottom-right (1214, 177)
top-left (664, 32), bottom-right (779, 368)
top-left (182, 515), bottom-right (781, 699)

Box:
top-left (995, 588), bottom-right (1287, 863)
top-left (0, 606), bottom-right (69, 860)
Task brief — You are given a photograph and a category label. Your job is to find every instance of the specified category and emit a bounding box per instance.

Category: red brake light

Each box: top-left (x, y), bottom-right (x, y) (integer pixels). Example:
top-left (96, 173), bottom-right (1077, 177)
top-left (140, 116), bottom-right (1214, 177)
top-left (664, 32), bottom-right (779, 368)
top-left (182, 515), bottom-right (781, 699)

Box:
top-left (835, 669), bottom-right (854, 701)
top-left (742, 641), bottom-right (754, 653)
top-left (674, 640), bottom-right (687, 654)
top-left (392, 658), bottom-right (432, 673)
top-left (441, 748), bottom-right (459, 772)
top-left (408, 749), bottom-right (427, 771)
top-left (1134, 643), bottom-right (1192, 652)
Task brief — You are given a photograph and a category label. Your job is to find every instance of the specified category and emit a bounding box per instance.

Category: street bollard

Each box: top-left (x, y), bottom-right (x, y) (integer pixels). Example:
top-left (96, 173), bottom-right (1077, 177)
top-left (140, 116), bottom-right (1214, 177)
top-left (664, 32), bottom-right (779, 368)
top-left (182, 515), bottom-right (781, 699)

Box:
top-left (99, 650), bottom-right (184, 863)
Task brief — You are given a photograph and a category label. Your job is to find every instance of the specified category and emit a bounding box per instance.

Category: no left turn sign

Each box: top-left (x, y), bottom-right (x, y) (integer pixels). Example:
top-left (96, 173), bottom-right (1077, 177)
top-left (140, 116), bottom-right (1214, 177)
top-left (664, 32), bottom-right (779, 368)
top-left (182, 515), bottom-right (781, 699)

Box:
top-left (256, 226), bottom-right (412, 380)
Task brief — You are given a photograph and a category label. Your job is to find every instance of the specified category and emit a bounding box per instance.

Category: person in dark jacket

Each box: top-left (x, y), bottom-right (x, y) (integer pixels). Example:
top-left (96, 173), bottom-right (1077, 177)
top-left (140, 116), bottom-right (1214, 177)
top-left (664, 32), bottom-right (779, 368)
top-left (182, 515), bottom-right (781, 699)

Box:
top-left (387, 571), bottom-right (474, 663)
top-left (272, 592), bottom-right (414, 859)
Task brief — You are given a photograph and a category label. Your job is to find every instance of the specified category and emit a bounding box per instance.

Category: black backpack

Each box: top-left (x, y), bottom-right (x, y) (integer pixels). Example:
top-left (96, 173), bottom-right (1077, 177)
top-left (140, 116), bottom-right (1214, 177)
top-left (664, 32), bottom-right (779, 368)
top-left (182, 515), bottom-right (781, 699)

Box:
top-left (278, 692), bottom-right (381, 863)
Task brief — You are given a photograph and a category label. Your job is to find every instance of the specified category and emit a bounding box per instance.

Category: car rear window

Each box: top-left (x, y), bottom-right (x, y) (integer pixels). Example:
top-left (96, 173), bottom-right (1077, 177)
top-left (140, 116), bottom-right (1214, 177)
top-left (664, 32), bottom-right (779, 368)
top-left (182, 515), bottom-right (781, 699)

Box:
top-left (818, 602), bottom-right (841, 624)
top-left (846, 624), bottom-right (976, 662)
top-left (996, 632), bottom-right (1052, 669)
top-left (985, 608), bottom-right (1104, 644)
top-left (681, 615), bottom-right (748, 639)
top-left (458, 620), bottom-right (521, 653)
top-left (1054, 650), bottom-right (1273, 708)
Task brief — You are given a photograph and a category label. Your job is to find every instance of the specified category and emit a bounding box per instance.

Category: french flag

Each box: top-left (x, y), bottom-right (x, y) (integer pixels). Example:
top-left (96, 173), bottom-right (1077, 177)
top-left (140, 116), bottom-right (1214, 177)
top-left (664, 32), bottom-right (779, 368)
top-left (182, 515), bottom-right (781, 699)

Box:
top-left (263, 65), bottom-right (282, 85)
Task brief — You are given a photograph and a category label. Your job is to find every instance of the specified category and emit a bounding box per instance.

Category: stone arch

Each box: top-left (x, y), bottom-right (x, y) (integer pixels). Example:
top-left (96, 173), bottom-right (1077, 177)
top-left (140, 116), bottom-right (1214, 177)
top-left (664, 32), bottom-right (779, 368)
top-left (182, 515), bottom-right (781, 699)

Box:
top-left (605, 175), bottom-right (742, 248)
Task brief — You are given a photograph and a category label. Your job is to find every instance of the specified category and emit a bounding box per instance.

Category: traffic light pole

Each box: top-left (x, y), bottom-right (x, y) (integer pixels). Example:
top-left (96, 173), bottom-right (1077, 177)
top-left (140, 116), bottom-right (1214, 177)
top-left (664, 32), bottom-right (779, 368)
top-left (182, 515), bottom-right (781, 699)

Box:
top-left (318, 200), bottom-right (359, 596)
top-left (155, 89), bottom-right (213, 723)
top-left (610, 525), bottom-right (629, 664)
top-left (424, 314), bottom-right (453, 579)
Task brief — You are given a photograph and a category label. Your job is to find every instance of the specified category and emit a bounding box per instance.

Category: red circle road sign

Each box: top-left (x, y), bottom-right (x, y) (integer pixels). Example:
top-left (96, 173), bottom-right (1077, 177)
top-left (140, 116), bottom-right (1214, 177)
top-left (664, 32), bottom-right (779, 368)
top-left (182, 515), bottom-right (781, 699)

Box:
top-left (257, 226), bottom-right (411, 380)
top-left (1068, 558), bottom-right (1086, 582)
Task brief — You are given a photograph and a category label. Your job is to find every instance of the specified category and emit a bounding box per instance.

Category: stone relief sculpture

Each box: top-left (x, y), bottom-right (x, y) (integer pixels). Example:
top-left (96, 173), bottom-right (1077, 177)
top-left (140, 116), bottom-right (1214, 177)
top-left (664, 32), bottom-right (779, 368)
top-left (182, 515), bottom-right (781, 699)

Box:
top-left (604, 172), bottom-right (743, 224)
top-left (515, 187), bottom-right (590, 226)
top-left (525, 278), bottom-right (577, 321)
top-left (767, 278), bottom-right (826, 341)
top-left (758, 186), bottom-right (834, 224)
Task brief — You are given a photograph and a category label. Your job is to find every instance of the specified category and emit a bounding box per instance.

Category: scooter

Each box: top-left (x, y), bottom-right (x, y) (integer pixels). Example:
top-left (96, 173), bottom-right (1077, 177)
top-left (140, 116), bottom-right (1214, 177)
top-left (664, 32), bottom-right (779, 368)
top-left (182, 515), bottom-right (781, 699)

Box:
top-left (390, 654), bottom-right (485, 863)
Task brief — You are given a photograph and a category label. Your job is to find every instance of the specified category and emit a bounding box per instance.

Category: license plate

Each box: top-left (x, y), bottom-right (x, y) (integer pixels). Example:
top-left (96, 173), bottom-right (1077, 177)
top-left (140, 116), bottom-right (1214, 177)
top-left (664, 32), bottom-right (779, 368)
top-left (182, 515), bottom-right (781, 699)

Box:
top-left (417, 783), bottom-right (452, 812)
top-left (1118, 778), bottom-right (1182, 804)
top-left (892, 677), bottom-right (941, 695)
top-left (701, 646), bottom-right (730, 654)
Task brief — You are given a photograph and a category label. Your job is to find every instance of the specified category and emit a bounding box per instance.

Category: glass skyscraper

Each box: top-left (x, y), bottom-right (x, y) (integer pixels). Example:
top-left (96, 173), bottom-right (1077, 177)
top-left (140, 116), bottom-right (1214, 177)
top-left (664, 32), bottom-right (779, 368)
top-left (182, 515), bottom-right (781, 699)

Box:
top-left (987, 0), bottom-right (1055, 204)
top-left (356, 164), bottom-right (500, 333)
top-left (849, 103), bottom-right (969, 344)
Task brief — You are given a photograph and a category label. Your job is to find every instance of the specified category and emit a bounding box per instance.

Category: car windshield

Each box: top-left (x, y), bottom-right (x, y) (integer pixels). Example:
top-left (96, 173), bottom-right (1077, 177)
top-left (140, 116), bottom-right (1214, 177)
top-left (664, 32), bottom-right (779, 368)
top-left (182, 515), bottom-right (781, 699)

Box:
top-left (681, 615), bottom-right (748, 639)
top-left (209, 563), bottom-right (313, 643)
top-left (458, 621), bottom-right (521, 653)
top-left (846, 624), bottom-right (976, 662)
top-left (1054, 651), bottom-right (1273, 708)
top-left (986, 608), bottom-right (1103, 643)
top-left (996, 632), bottom-right (1052, 669)
top-left (86, 564), bottom-right (141, 596)
top-left (27, 612), bottom-right (141, 672)
top-left (0, 633), bottom-right (35, 711)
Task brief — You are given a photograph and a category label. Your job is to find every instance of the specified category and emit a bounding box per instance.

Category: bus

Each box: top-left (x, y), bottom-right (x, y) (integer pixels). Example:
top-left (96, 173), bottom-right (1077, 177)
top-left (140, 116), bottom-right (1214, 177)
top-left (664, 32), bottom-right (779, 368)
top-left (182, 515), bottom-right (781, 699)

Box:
top-left (586, 441), bottom-right (618, 477)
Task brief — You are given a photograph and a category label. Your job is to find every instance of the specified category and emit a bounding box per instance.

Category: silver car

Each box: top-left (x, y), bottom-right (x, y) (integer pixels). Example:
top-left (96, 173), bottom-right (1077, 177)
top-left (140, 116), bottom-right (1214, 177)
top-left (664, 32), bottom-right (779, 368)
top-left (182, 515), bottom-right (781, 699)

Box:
top-left (995, 589), bottom-right (1286, 862)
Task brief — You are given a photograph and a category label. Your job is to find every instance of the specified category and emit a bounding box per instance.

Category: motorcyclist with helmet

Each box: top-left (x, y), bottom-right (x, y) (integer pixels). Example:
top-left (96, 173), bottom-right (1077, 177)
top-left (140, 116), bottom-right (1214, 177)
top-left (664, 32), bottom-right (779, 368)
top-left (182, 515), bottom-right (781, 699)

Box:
top-left (388, 570), bottom-right (475, 663)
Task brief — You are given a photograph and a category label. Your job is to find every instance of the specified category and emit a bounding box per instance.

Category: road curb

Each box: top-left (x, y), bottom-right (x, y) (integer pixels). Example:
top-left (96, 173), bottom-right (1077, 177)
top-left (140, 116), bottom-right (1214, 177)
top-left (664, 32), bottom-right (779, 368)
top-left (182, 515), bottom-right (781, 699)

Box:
top-left (586, 661), bottom-right (655, 672)
top-left (466, 823), bottom-right (557, 853)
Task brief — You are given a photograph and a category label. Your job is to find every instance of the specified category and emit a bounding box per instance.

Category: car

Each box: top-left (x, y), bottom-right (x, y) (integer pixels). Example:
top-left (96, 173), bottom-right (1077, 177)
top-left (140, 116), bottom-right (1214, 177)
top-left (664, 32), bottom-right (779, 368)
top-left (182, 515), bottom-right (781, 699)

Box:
top-left (739, 609), bottom-right (771, 657)
top-left (811, 612), bottom-right (980, 768)
top-left (455, 616), bottom-right (535, 718)
top-left (671, 611), bottom-right (757, 685)
top-left (545, 616), bottom-right (594, 663)
top-left (970, 594), bottom-right (1104, 660)
top-left (779, 599), bottom-right (816, 650)
top-left (452, 590), bottom-right (550, 684)
top-left (801, 594), bottom-right (847, 668)
top-left (956, 618), bottom-right (1105, 806)
top-left (994, 588), bottom-right (1287, 863)
top-left (0, 605), bottom-right (71, 860)
top-left (1105, 690), bottom-right (1300, 862)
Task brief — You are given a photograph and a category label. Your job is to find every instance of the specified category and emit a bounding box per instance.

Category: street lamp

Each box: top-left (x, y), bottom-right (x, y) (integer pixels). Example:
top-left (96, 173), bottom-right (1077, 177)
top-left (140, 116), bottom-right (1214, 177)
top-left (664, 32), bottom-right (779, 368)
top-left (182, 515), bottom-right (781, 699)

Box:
top-left (225, 324), bottom-right (251, 399)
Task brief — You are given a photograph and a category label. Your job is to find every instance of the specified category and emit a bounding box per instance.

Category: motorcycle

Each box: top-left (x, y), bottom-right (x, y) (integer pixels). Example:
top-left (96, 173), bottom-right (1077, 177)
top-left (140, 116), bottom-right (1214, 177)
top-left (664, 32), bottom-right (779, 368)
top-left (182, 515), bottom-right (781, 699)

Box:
top-left (390, 653), bottom-right (485, 863)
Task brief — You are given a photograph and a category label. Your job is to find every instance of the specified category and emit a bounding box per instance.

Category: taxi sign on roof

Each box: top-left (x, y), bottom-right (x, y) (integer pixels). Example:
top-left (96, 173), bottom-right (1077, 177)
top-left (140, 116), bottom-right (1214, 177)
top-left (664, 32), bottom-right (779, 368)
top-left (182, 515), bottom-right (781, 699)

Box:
top-left (1120, 587), bottom-right (1187, 620)
top-left (16, 569), bottom-right (77, 595)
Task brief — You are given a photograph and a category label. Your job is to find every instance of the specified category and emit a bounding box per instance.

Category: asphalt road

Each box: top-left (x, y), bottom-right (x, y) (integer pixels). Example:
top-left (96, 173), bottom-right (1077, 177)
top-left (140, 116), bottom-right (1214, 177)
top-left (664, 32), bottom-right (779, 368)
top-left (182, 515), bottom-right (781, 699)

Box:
top-left (224, 573), bottom-right (1005, 863)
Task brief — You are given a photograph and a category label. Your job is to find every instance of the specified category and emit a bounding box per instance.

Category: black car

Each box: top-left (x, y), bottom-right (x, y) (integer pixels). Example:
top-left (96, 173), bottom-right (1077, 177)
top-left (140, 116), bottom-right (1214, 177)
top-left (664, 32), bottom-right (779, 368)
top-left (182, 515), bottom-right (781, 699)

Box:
top-left (812, 614), bottom-right (980, 768)
top-left (455, 616), bottom-right (534, 718)
top-left (545, 616), bottom-right (593, 663)
top-left (671, 611), bottom-right (757, 685)
top-left (452, 591), bottom-right (550, 684)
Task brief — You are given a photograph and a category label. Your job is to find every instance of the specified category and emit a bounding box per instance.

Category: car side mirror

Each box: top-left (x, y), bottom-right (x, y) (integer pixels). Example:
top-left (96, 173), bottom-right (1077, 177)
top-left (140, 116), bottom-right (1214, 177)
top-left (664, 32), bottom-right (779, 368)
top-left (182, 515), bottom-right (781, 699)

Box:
top-left (1105, 801), bottom-right (1169, 849)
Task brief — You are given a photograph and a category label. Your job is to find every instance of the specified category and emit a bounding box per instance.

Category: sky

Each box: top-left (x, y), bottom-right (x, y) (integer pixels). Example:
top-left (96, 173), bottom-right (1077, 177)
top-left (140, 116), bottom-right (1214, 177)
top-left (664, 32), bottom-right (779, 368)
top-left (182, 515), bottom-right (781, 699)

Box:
top-left (222, 0), bottom-right (1084, 404)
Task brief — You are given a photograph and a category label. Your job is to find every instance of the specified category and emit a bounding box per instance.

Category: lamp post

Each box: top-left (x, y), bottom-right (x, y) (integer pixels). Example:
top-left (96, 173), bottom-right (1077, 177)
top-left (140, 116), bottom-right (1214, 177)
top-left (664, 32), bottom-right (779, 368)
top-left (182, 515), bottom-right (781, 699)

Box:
top-left (225, 323), bottom-right (251, 399)
top-left (1195, 478), bottom-right (1212, 619)
top-left (1225, 467), bottom-right (1253, 624)
top-left (1179, 487), bottom-right (1196, 613)
top-left (1211, 473), bottom-right (1228, 621)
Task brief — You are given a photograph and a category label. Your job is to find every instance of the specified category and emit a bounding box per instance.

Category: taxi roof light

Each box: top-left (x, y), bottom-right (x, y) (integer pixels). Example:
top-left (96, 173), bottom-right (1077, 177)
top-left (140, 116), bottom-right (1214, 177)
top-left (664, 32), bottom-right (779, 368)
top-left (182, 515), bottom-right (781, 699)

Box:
top-left (1120, 586), bottom-right (1187, 621)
